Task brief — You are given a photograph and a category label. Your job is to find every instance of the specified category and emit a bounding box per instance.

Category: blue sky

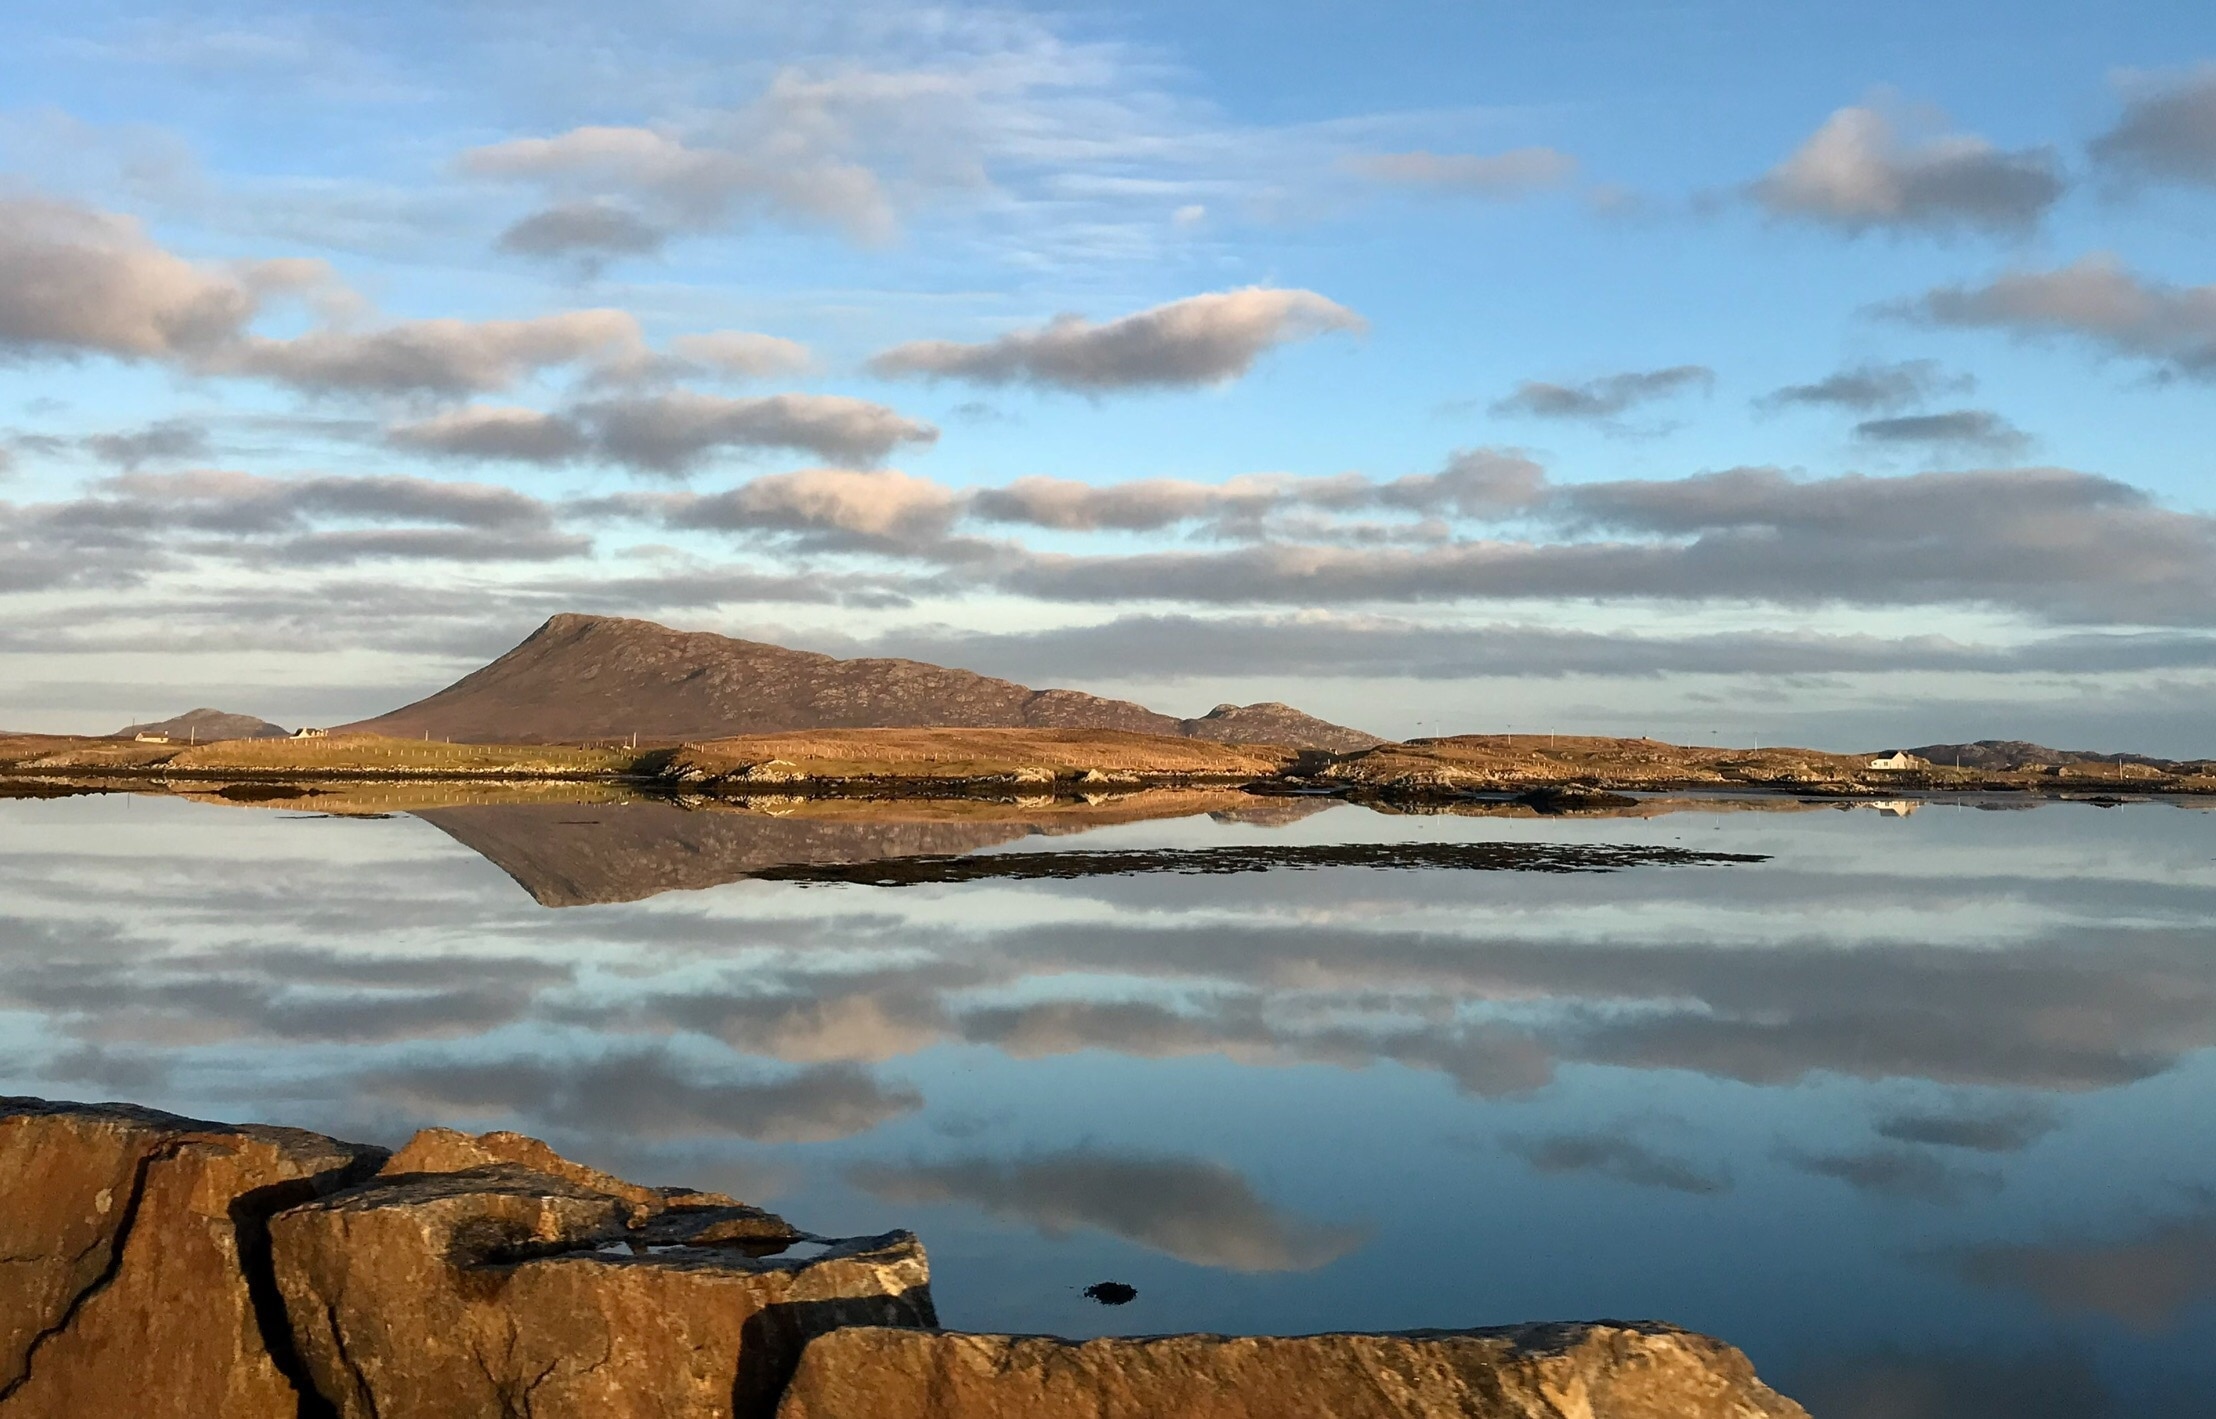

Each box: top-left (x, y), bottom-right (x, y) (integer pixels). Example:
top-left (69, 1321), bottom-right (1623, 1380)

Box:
top-left (4, 0), bottom-right (2216, 749)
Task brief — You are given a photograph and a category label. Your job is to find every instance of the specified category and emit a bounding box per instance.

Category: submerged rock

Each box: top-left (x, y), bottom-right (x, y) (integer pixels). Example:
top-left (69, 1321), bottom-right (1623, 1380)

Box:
top-left (775, 1322), bottom-right (1811, 1419)
top-left (271, 1162), bottom-right (934, 1419)
top-left (0, 1097), bottom-right (385, 1418)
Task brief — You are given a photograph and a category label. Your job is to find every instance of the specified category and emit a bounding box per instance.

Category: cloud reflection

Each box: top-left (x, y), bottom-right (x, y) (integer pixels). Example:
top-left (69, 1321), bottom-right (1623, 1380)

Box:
top-left (848, 1148), bottom-right (1370, 1272)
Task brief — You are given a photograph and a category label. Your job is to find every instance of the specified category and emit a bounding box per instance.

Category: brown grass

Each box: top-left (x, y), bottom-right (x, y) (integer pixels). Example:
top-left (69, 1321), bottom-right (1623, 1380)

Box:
top-left (667, 727), bottom-right (1298, 784)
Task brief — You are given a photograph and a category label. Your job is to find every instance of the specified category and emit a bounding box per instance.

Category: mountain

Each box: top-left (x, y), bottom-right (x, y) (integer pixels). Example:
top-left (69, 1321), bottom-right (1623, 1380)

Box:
top-left (340, 614), bottom-right (1382, 752)
top-left (1905, 740), bottom-right (2184, 771)
top-left (114, 708), bottom-right (290, 742)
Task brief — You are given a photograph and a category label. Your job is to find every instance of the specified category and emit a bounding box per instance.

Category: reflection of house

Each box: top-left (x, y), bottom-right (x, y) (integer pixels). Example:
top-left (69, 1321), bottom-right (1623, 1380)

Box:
top-left (1867, 751), bottom-right (1923, 770)
top-left (291, 727), bottom-right (328, 739)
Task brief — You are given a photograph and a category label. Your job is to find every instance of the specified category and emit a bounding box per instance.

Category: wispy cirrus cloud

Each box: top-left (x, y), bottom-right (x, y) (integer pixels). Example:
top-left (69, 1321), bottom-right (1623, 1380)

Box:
top-left (1342, 146), bottom-right (1577, 196)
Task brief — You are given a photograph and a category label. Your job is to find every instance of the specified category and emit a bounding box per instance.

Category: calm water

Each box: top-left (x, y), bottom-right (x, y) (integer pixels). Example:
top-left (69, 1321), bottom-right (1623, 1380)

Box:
top-left (3, 789), bottom-right (2213, 1418)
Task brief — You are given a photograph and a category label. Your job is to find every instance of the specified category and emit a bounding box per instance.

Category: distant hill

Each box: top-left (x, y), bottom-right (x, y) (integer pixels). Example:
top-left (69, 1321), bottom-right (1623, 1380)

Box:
top-left (339, 614), bottom-right (1382, 753)
top-left (1906, 740), bottom-right (2186, 772)
top-left (115, 708), bottom-right (290, 743)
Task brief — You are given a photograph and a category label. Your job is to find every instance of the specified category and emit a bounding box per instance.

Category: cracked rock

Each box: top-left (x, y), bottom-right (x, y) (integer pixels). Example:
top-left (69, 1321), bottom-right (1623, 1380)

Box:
top-left (0, 1096), bottom-right (386, 1418)
top-left (271, 1163), bottom-right (936, 1419)
top-left (774, 1322), bottom-right (1812, 1419)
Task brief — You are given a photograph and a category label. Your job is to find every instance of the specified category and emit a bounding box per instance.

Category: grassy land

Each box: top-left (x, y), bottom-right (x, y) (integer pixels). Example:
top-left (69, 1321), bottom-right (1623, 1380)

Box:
top-left (662, 727), bottom-right (1301, 788)
top-left (0, 733), bottom-right (646, 778)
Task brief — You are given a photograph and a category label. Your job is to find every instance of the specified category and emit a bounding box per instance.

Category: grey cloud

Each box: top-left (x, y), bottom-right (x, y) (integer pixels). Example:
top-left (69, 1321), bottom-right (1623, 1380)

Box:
top-left (1758, 360), bottom-right (1972, 414)
top-left (82, 418), bottom-right (211, 469)
top-left (387, 406), bottom-right (590, 462)
top-left (852, 615), bottom-right (2216, 684)
top-left (1786, 1345), bottom-right (2112, 1419)
top-left (255, 526), bottom-right (589, 566)
top-left (584, 391), bottom-right (937, 472)
top-left (963, 450), bottom-right (1539, 537)
top-left (1000, 464), bottom-right (2216, 624)
top-left (1853, 409), bottom-right (2031, 457)
top-left (1782, 1144), bottom-right (2000, 1204)
top-left (496, 199), bottom-right (667, 263)
top-left (390, 392), bottom-right (935, 473)
top-left (652, 467), bottom-right (961, 546)
top-left (0, 196), bottom-right (260, 360)
top-left (1343, 147), bottom-right (1578, 196)
top-left (364, 1049), bottom-right (922, 1144)
top-left (868, 288), bottom-right (1364, 391)
top-left (215, 308), bottom-right (647, 396)
top-left (1953, 1207), bottom-right (2216, 1332)
top-left (849, 1149), bottom-right (1369, 1271)
top-left (1489, 366), bottom-right (1714, 423)
top-left (1504, 1131), bottom-right (1729, 1195)
top-left (2091, 65), bottom-right (2216, 187)
top-left (1913, 255), bottom-right (2216, 378)
top-left (1751, 103), bottom-right (2064, 233)
top-left (1874, 1101), bottom-right (2059, 1153)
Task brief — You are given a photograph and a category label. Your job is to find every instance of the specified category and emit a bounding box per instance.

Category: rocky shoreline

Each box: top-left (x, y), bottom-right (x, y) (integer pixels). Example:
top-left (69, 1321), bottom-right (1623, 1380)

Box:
top-left (2, 1096), bottom-right (1809, 1417)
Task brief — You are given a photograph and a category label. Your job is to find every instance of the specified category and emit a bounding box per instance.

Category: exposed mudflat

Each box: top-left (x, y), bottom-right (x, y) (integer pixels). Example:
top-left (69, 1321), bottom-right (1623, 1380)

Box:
top-left (750, 839), bottom-right (1767, 885)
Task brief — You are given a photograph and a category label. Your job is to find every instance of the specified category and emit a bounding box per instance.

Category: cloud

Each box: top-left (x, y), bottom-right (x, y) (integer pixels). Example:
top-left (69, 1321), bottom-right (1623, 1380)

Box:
top-left (2091, 65), bottom-right (2216, 187)
top-left (848, 1148), bottom-right (1369, 1271)
top-left (1343, 146), bottom-right (1577, 196)
top-left (656, 467), bottom-right (963, 546)
top-left (1504, 1131), bottom-right (1729, 1194)
top-left (667, 331), bottom-right (814, 380)
top-left (1489, 365), bottom-right (1714, 423)
top-left (1874, 1101), bottom-right (2059, 1153)
top-left (1786, 1346), bottom-right (2113, 1419)
top-left (387, 405), bottom-right (589, 462)
top-left (391, 392), bottom-right (935, 473)
top-left (868, 288), bottom-right (1364, 391)
top-left (1758, 360), bottom-right (1972, 414)
top-left (1853, 410), bottom-right (2031, 457)
top-left (81, 417), bottom-right (211, 468)
top-left (0, 195), bottom-right (262, 360)
top-left (1912, 254), bottom-right (2216, 379)
top-left (582, 391), bottom-right (937, 472)
top-left (994, 464), bottom-right (2216, 625)
top-left (1751, 102), bottom-right (2063, 233)
top-left (1953, 1207), bottom-right (2216, 1332)
top-left (1782, 1144), bottom-right (2000, 1203)
top-left (495, 199), bottom-right (666, 265)
top-left (364, 1049), bottom-right (922, 1144)
top-left (214, 308), bottom-right (647, 396)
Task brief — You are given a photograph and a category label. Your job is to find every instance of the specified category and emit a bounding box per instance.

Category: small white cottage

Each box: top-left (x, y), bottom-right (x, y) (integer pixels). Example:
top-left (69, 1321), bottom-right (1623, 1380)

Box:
top-left (1866, 751), bottom-right (1923, 770)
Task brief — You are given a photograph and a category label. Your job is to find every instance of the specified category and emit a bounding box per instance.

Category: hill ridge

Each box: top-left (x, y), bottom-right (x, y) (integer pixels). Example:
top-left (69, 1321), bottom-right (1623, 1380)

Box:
top-left (339, 614), bottom-right (1380, 752)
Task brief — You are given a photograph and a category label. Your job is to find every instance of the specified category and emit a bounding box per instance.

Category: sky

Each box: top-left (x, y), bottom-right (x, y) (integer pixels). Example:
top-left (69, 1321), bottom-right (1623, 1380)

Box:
top-left (4, 0), bottom-right (2216, 750)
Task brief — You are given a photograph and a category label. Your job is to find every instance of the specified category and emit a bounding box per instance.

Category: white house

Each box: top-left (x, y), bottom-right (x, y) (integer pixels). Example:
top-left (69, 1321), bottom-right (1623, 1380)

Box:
top-left (1866, 751), bottom-right (1923, 770)
top-left (291, 727), bottom-right (328, 739)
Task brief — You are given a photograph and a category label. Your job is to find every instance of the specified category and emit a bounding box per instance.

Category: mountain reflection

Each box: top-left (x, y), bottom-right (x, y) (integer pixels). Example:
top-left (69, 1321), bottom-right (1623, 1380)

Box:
top-left (3, 792), bottom-right (2214, 1413)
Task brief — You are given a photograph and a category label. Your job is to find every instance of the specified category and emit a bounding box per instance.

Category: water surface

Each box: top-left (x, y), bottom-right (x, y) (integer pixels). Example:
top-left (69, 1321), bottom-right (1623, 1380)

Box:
top-left (2, 789), bottom-right (2211, 1417)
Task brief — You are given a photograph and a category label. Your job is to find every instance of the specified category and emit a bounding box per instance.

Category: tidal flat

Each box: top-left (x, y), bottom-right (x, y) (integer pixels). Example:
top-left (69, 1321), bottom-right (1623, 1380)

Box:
top-left (1, 790), bottom-right (2212, 1415)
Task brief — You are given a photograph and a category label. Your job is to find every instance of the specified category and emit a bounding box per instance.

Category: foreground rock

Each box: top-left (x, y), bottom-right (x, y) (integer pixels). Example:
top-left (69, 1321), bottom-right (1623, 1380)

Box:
top-left (776, 1322), bottom-right (1810, 1419)
top-left (0, 1097), bottom-right (384, 1417)
top-left (271, 1160), bottom-right (934, 1419)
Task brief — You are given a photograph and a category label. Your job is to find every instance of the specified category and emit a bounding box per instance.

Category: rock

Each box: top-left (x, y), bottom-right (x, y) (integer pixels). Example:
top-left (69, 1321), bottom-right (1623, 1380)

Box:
top-left (1516, 786), bottom-right (1641, 814)
top-left (774, 1322), bottom-right (1811, 1419)
top-left (271, 1163), bottom-right (935, 1419)
top-left (380, 1125), bottom-right (751, 1223)
top-left (0, 1097), bottom-right (386, 1418)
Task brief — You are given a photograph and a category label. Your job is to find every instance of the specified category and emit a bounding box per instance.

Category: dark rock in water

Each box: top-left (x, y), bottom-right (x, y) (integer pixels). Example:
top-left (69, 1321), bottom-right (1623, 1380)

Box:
top-left (271, 1162), bottom-right (935, 1419)
top-left (0, 1097), bottom-right (385, 1418)
top-left (774, 1322), bottom-right (1813, 1418)
top-left (1515, 785), bottom-right (1641, 813)
top-left (217, 783), bottom-right (315, 801)
top-left (1082, 1280), bottom-right (1138, 1305)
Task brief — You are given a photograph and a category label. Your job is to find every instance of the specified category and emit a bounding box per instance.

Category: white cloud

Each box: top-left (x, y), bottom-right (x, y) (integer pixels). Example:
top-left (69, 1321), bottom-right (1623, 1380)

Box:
top-left (1912, 254), bottom-right (2216, 378)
